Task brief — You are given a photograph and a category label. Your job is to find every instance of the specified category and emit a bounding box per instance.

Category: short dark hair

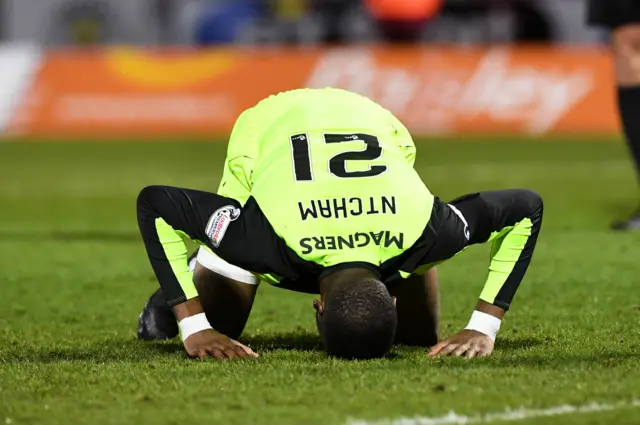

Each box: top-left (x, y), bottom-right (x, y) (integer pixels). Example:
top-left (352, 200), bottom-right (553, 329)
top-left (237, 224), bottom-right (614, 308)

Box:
top-left (319, 279), bottom-right (397, 360)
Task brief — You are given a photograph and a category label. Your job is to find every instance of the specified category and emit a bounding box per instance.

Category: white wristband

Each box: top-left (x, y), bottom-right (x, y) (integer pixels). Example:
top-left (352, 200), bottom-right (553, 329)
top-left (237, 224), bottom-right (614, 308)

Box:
top-left (465, 310), bottom-right (501, 341)
top-left (178, 313), bottom-right (213, 342)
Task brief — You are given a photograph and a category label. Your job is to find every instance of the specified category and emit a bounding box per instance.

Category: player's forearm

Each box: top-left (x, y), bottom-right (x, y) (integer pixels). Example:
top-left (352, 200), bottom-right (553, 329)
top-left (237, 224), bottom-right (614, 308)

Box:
top-left (137, 185), bottom-right (208, 307)
top-left (477, 191), bottom-right (543, 311)
top-left (173, 297), bottom-right (205, 320)
top-left (457, 189), bottom-right (543, 339)
top-left (474, 300), bottom-right (505, 319)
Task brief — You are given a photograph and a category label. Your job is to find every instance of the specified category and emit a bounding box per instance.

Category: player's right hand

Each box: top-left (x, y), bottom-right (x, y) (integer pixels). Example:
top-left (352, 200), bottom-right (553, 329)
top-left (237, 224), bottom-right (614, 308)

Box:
top-left (428, 329), bottom-right (494, 359)
top-left (183, 329), bottom-right (258, 360)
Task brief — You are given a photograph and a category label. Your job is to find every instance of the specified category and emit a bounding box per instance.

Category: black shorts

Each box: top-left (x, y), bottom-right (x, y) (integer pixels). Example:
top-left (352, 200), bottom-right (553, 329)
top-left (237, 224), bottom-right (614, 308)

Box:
top-left (587, 0), bottom-right (640, 29)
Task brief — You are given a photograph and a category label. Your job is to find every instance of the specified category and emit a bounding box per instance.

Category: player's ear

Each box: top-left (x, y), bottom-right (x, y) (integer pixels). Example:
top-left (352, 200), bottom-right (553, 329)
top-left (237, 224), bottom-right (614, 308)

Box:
top-left (391, 296), bottom-right (397, 309)
top-left (313, 299), bottom-right (325, 315)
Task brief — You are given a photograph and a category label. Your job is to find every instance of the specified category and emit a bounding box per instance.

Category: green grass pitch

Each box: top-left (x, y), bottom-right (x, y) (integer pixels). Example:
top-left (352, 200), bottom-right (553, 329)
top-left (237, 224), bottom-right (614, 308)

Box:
top-left (1, 139), bottom-right (640, 425)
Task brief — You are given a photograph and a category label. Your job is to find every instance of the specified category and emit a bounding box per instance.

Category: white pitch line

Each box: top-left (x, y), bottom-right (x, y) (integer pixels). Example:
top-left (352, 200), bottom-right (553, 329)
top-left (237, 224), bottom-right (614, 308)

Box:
top-left (347, 400), bottom-right (640, 425)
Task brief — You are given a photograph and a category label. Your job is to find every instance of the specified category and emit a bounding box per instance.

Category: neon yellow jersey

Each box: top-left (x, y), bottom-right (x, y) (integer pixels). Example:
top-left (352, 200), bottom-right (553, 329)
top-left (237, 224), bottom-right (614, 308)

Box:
top-left (223, 88), bottom-right (433, 269)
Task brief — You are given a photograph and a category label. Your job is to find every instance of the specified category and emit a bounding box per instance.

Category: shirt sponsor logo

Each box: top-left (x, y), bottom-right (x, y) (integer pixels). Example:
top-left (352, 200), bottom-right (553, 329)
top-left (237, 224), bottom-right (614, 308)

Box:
top-left (205, 205), bottom-right (241, 248)
top-left (299, 231), bottom-right (404, 255)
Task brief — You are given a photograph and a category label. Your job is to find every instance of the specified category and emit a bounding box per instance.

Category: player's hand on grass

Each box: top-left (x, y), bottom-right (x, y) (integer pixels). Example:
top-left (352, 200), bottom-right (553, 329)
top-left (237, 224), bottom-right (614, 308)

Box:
top-left (184, 329), bottom-right (258, 360)
top-left (428, 329), bottom-right (494, 359)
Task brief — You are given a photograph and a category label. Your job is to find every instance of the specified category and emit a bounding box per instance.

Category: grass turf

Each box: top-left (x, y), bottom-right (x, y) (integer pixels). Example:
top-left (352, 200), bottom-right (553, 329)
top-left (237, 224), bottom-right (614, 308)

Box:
top-left (1, 139), bottom-right (640, 425)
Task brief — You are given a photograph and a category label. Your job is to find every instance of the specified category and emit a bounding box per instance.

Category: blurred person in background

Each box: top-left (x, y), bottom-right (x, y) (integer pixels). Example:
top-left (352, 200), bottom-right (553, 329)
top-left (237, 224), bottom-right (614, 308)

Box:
top-left (505, 0), bottom-right (553, 43)
top-left (150, 0), bottom-right (176, 45)
top-left (365, 0), bottom-right (443, 43)
top-left (428, 0), bottom-right (553, 44)
top-left (269, 0), bottom-right (317, 44)
top-left (588, 0), bottom-right (640, 230)
top-left (235, 0), bottom-right (319, 45)
top-left (311, 0), bottom-right (352, 44)
top-left (55, 0), bottom-right (110, 45)
top-left (182, 0), bottom-right (259, 45)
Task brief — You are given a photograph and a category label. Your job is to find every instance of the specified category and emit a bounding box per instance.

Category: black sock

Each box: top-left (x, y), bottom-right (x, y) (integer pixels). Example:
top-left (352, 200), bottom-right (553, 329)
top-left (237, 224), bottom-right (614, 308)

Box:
top-left (617, 86), bottom-right (640, 181)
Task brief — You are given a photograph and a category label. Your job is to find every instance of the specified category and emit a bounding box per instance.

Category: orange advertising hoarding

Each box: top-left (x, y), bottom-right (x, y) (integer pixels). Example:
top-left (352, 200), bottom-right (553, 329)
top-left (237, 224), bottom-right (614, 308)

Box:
top-left (8, 46), bottom-right (620, 137)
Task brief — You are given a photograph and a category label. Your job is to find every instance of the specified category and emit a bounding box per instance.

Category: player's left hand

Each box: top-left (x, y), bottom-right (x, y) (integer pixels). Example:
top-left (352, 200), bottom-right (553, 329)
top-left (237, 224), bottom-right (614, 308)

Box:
top-left (428, 329), bottom-right (494, 359)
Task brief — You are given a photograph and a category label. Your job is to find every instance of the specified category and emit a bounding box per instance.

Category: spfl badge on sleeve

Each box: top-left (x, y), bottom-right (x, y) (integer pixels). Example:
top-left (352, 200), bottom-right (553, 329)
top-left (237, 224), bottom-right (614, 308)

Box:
top-left (205, 205), bottom-right (241, 248)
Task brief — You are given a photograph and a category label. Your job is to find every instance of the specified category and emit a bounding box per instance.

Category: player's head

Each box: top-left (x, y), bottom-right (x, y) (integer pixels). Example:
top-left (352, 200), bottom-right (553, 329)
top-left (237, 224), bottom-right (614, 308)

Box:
top-left (314, 272), bottom-right (397, 360)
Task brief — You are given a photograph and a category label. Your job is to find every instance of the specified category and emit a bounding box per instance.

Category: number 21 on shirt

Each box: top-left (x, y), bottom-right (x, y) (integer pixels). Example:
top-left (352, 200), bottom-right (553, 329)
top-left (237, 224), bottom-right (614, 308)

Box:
top-left (289, 133), bottom-right (388, 182)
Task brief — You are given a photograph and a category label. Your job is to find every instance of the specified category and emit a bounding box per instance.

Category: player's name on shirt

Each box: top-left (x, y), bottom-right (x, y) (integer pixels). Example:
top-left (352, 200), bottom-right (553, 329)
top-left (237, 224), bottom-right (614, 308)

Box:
top-left (299, 231), bottom-right (404, 255)
top-left (298, 196), bottom-right (396, 221)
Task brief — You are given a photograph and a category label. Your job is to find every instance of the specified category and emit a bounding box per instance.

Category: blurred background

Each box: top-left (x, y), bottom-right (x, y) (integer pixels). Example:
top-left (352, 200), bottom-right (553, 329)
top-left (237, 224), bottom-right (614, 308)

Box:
top-left (0, 0), bottom-right (619, 139)
top-left (0, 0), bottom-right (606, 46)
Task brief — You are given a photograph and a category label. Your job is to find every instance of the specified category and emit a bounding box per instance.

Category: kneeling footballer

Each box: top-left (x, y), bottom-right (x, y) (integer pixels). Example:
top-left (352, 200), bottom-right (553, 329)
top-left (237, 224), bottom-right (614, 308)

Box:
top-left (136, 88), bottom-right (544, 360)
